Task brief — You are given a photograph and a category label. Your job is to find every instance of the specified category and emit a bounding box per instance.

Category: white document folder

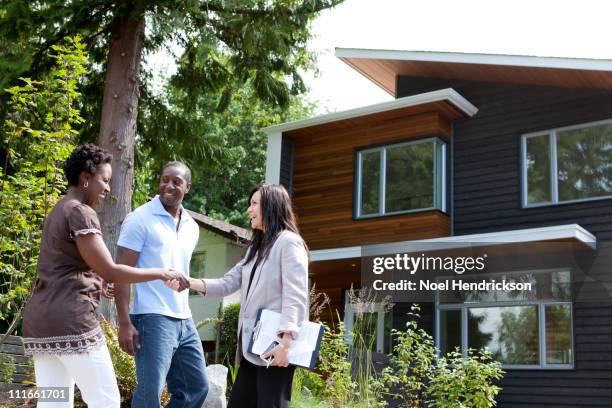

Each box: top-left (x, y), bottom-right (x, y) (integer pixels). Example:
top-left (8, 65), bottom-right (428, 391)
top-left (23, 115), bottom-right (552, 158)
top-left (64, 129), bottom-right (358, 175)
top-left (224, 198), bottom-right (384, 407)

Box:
top-left (247, 309), bottom-right (324, 370)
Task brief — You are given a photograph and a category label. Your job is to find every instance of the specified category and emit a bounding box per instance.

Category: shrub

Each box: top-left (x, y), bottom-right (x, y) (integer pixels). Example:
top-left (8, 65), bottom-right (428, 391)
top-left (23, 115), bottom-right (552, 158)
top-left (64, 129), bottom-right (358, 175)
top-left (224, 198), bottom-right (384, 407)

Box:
top-left (0, 354), bottom-right (15, 384)
top-left (374, 305), bottom-right (435, 407)
top-left (346, 286), bottom-right (393, 406)
top-left (0, 36), bottom-right (86, 335)
top-left (291, 298), bottom-right (504, 408)
top-left (427, 349), bottom-right (503, 408)
top-left (217, 302), bottom-right (240, 366)
top-left (290, 367), bottom-right (326, 408)
top-left (318, 319), bottom-right (357, 407)
top-left (375, 305), bottom-right (504, 408)
top-left (100, 320), bottom-right (136, 404)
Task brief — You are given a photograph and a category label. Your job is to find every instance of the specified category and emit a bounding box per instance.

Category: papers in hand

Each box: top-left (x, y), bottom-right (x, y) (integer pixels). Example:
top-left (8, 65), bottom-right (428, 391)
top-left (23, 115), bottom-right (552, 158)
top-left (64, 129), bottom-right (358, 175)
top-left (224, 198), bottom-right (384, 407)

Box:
top-left (248, 309), bottom-right (324, 370)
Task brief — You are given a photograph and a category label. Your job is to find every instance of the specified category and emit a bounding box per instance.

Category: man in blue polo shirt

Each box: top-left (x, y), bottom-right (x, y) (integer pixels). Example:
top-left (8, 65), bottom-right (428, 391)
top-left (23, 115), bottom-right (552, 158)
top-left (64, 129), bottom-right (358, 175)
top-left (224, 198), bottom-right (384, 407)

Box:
top-left (115, 161), bottom-right (208, 407)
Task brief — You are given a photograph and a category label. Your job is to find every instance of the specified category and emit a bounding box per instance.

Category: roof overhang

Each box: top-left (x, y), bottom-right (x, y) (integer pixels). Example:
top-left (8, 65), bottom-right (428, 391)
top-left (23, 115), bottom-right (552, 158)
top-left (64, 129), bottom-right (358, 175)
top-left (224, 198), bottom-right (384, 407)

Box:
top-left (187, 210), bottom-right (250, 244)
top-left (336, 48), bottom-right (612, 97)
top-left (310, 224), bottom-right (596, 262)
top-left (262, 88), bottom-right (477, 135)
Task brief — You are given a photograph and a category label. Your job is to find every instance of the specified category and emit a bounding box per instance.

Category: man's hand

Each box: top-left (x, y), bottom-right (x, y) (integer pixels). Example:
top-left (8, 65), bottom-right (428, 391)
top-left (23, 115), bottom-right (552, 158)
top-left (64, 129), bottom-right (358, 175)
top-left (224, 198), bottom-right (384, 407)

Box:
top-left (118, 321), bottom-right (140, 356)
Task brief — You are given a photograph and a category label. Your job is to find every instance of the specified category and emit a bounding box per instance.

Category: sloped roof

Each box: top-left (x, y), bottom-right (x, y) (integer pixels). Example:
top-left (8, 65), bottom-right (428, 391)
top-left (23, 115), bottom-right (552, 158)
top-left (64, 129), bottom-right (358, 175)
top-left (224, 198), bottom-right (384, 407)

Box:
top-left (187, 210), bottom-right (251, 244)
top-left (262, 88), bottom-right (477, 135)
top-left (336, 48), bottom-right (612, 96)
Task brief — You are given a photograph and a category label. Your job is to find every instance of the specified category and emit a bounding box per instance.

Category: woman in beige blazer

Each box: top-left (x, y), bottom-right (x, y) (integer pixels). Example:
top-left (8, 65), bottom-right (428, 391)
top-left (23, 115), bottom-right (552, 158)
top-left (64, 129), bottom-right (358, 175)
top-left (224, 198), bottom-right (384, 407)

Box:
top-left (183, 184), bottom-right (309, 408)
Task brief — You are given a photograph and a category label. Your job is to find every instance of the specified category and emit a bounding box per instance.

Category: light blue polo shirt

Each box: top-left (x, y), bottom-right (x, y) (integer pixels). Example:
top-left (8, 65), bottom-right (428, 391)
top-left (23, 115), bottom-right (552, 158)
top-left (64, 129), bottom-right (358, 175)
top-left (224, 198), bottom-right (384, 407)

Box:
top-left (117, 195), bottom-right (199, 319)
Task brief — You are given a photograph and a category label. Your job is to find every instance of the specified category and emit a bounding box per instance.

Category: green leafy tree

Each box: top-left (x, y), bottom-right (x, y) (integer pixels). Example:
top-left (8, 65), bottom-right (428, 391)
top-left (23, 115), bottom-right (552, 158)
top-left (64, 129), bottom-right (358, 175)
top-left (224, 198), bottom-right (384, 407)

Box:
top-left (0, 37), bottom-right (88, 334)
top-left (130, 82), bottom-right (314, 227)
top-left (182, 86), bottom-right (314, 226)
top-left (0, 0), bottom-right (343, 260)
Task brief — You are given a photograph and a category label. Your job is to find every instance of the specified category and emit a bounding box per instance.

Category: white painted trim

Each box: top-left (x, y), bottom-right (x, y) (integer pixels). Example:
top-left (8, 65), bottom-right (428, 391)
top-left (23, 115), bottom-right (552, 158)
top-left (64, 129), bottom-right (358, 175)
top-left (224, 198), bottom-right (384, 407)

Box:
top-left (262, 89), bottom-right (478, 135)
top-left (550, 131), bottom-right (559, 203)
top-left (265, 131), bottom-right (282, 184)
top-left (310, 246), bottom-right (361, 262)
top-left (309, 224), bottom-right (596, 261)
top-left (335, 48), bottom-right (612, 72)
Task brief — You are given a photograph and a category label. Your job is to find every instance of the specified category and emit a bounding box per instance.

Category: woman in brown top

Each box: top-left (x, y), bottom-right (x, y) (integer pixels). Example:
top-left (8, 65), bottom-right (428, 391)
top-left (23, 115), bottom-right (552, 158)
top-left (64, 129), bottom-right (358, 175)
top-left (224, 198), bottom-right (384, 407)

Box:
top-left (22, 144), bottom-right (187, 408)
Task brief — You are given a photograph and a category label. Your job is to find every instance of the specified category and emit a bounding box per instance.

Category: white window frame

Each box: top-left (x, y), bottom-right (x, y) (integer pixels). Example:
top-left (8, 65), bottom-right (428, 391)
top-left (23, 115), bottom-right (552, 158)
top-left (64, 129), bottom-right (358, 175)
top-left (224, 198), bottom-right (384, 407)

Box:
top-left (343, 295), bottom-right (389, 354)
top-left (435, 269), bottom-right (574, 370)
top-left (521, 118), bottom-right (612, 208)
top-left (355, 137), bottom-right (446, 218)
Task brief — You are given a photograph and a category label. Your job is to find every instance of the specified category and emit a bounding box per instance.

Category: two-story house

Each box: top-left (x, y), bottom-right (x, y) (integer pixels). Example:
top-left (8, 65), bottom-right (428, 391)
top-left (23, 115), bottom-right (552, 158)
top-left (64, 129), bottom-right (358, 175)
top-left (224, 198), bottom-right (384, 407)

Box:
top-left (263, 49), bottom-right (612, 407)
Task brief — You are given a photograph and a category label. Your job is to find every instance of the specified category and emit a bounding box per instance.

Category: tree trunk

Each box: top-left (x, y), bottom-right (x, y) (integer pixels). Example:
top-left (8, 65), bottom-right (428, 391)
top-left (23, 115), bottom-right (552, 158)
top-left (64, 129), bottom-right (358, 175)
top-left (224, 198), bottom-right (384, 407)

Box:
top-left (97, 13), bottom-right (145, 323)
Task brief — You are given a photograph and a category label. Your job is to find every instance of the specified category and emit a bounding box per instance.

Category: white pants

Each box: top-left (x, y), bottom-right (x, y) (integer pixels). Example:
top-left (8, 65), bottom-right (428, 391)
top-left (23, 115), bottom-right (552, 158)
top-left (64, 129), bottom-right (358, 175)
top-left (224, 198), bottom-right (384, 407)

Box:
top-left (33, 345), bottom-right (120, 408)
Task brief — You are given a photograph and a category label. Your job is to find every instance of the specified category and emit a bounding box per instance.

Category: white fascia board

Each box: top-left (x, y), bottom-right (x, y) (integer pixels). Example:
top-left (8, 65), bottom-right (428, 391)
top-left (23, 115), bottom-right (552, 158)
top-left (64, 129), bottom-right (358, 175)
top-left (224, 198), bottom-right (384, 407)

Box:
top-left (335, 48), bottom-right (612, 72)
top-left (262, 88), bottom-right (478, 135)
top-left (366, 224), bottom-right (596, 256)
top-left (310, 246), bottom-right (361, 262)
top-left (265, 131), bottom-right (282, 184)
top-left (310, 224), bottom-right (596, 261)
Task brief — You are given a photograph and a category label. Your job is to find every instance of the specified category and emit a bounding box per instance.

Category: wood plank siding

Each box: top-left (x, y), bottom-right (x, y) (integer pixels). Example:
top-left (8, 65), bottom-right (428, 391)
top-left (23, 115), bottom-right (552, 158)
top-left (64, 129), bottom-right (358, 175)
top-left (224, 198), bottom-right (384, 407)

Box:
top-left (285, 110), bottom-right (456, 251)
top-left (397, 76), bottom-right (612, 408)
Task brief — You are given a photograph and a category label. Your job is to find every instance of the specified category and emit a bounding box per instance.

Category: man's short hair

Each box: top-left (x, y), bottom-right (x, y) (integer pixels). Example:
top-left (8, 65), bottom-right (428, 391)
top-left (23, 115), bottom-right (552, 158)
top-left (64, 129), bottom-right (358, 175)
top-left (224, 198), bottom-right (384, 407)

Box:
top-left (161, 161), bottom-right (191, 183)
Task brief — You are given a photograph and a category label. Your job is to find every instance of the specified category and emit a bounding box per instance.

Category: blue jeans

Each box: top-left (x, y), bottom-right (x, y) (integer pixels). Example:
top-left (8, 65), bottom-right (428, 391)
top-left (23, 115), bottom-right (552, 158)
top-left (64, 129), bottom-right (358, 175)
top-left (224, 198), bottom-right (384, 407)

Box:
top-left (130, 314), bottom-right (209, 408)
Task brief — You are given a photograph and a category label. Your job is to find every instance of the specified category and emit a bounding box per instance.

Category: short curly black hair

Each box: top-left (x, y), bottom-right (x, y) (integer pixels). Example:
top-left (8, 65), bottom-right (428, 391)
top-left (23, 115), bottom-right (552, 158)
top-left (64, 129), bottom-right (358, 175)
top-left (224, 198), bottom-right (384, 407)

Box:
top-left (63, 144), bottom-right (113, 186)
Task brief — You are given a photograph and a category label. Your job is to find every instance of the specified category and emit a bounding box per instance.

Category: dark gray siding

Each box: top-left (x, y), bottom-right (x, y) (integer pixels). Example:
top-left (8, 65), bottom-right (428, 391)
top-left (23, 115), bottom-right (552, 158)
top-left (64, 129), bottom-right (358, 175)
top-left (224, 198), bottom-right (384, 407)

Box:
top-left (397, 76), bottom-right (612, 407)
top-left (280, 136), bottom-right (294, 195)
top-left (397, 76), bottom-right (612, 239)
top-left (392, 302), bottom-right (434, 334)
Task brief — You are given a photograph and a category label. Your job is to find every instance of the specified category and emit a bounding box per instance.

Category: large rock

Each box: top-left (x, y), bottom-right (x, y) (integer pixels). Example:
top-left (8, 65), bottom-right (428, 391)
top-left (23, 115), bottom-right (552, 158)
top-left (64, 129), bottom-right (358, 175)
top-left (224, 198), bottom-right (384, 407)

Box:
top-left (203, 364), bottom-right (228, 408)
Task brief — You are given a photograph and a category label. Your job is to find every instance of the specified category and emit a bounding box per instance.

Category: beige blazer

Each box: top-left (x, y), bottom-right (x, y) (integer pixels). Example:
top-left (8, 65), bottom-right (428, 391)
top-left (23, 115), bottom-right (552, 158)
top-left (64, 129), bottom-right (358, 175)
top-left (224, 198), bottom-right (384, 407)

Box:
top-left (203, 230), bottom-right (309, 366)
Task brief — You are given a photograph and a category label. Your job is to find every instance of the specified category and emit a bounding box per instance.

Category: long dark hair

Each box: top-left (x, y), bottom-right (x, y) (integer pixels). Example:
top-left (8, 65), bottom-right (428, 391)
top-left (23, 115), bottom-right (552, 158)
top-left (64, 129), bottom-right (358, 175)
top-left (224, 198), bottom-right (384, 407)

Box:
top-left (244, 184), bottom-right (307, 265)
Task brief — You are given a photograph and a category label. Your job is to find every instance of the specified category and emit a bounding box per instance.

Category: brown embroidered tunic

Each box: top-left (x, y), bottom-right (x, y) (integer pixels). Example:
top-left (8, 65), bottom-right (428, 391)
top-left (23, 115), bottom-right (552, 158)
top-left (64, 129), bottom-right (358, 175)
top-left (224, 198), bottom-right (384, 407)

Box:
top-left (22, 197), bottom-right (105, 355)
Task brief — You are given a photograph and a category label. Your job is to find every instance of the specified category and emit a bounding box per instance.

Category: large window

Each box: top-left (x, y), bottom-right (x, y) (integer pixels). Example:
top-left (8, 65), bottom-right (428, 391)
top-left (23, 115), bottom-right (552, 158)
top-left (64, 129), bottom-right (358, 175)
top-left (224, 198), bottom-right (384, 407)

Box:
top-left (356, 138), bottom-right (446, 218)
top-left (522, 119), bottom-right (612, 207)
top-left (436, 270), bottom-right (573, 369)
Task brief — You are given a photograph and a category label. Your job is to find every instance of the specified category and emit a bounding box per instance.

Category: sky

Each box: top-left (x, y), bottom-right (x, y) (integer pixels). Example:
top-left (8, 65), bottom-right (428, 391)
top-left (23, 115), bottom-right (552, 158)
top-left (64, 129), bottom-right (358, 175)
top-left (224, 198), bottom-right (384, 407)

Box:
top-left (146, 0), bottom-right (612, 115)
top-left (304, 0), bottom-right (612, 114)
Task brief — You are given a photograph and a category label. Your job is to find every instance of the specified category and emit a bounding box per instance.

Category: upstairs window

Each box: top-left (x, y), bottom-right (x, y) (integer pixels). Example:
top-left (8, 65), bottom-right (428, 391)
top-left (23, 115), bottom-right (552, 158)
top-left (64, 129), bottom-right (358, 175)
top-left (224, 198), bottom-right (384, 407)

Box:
top-left (522, 119), bottom-right (612, 207)
top-left (356, 137), bottom-right (446, 218)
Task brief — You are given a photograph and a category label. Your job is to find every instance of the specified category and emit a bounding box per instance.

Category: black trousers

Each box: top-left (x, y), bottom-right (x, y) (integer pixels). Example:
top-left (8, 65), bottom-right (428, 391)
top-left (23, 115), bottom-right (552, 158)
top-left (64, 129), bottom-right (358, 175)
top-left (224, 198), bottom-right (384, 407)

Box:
top-left (228, 357), bottom-right (296, 408)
